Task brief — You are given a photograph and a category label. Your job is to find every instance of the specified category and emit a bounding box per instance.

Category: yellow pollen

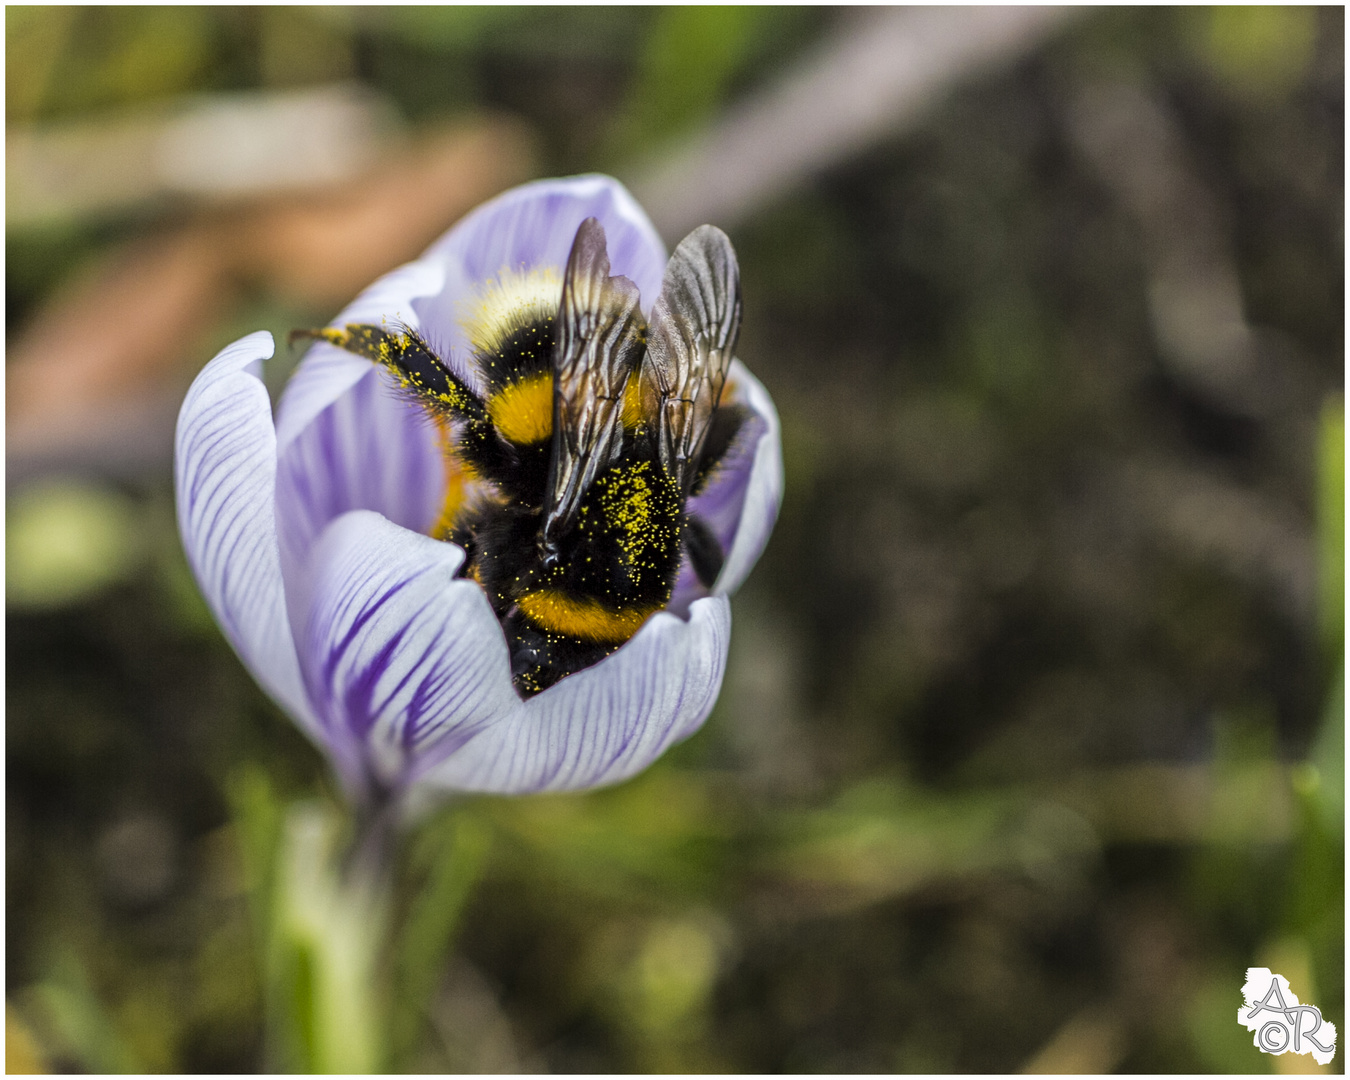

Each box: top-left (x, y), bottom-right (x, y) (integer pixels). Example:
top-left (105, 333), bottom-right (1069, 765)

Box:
top-left (601, 461), bottom-right (657, 567)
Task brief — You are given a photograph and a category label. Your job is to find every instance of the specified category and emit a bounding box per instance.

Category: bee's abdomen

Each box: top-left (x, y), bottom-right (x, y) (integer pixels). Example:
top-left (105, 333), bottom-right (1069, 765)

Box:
top-left (505, 615), bottom-right (614, 696)
top-left (550, 458), bottom-right (683, 603)
top-left (504, 457), bottom-right (684, 695)
top-left (460, 502), bottom-right (542, 613)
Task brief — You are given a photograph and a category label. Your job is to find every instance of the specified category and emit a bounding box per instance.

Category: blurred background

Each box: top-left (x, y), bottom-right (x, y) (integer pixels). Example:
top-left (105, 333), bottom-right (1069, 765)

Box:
top-left (6, 6), bottom-right (1343, 1073)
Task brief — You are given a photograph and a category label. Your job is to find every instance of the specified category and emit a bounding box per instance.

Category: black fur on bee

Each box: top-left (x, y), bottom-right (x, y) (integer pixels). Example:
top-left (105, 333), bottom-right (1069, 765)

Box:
top-left (293, 218), bottom-right (748, 697)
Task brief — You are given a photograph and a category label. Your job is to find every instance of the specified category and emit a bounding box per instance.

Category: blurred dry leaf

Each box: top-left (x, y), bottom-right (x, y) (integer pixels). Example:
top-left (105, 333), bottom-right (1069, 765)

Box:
top-left (234, 121), bottom-right (535, 307)
top-left (7, 112), bottom-right (536, 480)
top-left (7, 228), bottom-right (231, 476)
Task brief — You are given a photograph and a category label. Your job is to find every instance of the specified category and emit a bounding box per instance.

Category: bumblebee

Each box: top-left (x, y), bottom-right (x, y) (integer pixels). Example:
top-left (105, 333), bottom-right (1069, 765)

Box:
top-left (294, 219), bottom-right (749, 697)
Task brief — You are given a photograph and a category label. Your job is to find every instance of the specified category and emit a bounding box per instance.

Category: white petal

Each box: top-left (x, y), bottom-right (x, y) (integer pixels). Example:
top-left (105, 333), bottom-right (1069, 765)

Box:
top-left (422, 597), bottom-right (731, 794)
top-left (290, 510), bottom-right (520, 795)
top-left (668, 360), bottom-right (784, 613)
top-left (712, 360), bottom-right (783, 596)
top-left (174, 332), bottom-right (319, 737)
top-left (412, 174), bottom-right (669, 355)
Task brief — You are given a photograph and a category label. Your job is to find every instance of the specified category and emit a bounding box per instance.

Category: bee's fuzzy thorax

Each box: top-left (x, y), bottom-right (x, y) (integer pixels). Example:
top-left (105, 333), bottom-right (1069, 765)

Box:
top-left (461, 265), bottom-right (562, 359)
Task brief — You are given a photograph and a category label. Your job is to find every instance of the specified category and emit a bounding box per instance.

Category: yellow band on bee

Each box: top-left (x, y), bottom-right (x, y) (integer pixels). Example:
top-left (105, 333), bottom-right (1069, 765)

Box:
top-left (429, 417), bottom-right (468, 541)
top-left (517, 590), bottom-right (659, 643)
top-left (488, 373), bottom-right (554, 445)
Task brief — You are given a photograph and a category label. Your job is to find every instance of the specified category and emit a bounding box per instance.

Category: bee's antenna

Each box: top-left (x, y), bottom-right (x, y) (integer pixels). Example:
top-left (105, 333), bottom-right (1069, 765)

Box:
top-left (287, 328), bottom-right (324, 351)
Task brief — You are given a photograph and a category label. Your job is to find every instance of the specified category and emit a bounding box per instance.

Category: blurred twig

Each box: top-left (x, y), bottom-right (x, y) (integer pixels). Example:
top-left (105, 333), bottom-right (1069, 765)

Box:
top-left (7, 84), bottom-right (400, 227)
top-left (628, 6), bottom-right (1082, 239)
top-left (1067, 80), bottom-right (1314, 426)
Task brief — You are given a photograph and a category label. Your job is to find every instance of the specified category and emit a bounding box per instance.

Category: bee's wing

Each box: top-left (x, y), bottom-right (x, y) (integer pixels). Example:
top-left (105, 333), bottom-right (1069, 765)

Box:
top-left (643, 224), bottom-right (742, 495)
top-left (542, 217), bottom-right (645, 547)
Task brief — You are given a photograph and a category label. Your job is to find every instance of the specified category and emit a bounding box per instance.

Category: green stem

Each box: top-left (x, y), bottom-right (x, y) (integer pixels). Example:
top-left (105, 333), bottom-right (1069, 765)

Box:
top-left (345, 789), bottom-right (402, 890)
top-left (273, 799), bottom-right (391, 1074)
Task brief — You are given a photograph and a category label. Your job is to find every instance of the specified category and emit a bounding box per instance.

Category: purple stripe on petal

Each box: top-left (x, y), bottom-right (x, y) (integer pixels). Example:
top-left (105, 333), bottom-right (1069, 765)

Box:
top-left (290, 510), bottom-right (519, 795)
top-left (275, 364), bottom-right (445, 584)
top-left (423, 596), bottom-right (730, 794)
top-left (174, 332), bottom-right (319, 738)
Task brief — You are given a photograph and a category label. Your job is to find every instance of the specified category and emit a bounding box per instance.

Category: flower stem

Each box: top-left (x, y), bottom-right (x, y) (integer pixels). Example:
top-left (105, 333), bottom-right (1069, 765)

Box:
top-left (345, 789), bottom-right (402, 889)
top-left (272, 799), bottom-right (391, 1073)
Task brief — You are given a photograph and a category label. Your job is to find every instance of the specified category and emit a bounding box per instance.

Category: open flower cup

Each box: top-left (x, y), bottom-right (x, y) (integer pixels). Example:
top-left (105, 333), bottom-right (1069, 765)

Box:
top-left (176, 176), bottom-right (782, 810)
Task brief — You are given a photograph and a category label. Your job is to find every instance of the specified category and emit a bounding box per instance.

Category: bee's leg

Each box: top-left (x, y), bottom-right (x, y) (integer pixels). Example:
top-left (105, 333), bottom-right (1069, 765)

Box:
top-left (295, 323), bottom-right (549, 500)
top-left (682, 513), bottom-right (725, 589)
top-left (290, 324), bottom-right (486, 424)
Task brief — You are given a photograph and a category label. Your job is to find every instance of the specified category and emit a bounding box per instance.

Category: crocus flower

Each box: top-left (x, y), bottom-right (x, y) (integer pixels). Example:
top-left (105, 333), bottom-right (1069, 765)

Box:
top-left (175, 175), bottom-right (781, 806)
